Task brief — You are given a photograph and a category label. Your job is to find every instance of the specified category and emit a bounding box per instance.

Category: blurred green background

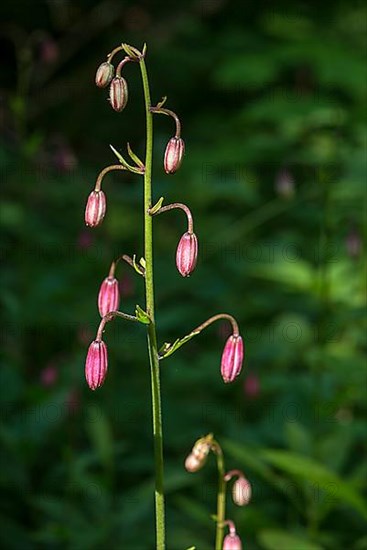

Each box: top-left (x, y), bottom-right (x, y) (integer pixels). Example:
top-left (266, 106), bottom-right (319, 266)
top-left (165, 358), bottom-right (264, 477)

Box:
top-left (1, 1), bottom-right (366, 549)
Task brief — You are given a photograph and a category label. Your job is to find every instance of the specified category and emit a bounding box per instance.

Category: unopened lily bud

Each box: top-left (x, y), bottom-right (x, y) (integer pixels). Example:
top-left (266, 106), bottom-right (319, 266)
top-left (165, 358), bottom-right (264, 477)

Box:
top-left (185, 453), bottom-right (204, 472)
top-left (95, 62), bottom-right (114, 88)
top-left (221, 335), bottom-right (244, 383)
top-left (223, 533), bottom-right (242, 550)
top-left (192, 439), bottom-right (211, 461)
top-left (164, 137), bottom-right (185, 174)
top-left (85, 340), bottom-right (108, 390)
top-left (109, 76), bottom-right (128, 112)
top-left (98, 276), bottom-right (120, 317)
top-left (176, 231), bottom-right (198, 277)
top-left (85, 190), bottom-right (106, 227)
top-left (232, 477), bottom-right (251, 506)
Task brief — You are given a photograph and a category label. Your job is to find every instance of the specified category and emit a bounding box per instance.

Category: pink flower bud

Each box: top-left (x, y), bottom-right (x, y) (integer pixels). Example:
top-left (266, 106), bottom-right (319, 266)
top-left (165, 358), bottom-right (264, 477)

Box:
top-left (244, 373), bottom-right (260, 398)
top-left (185, 453), bottom-right (204, 472)
top-left (40, 364), bottom-right (58, 387)
top-left (164, 137), bottom-right (185, 174)
top-left (176, 231), bottom-right (198, 277)
top-left (109, 76), bottom-right (128, 112)
top-left (221, 335), bottom-right (244, 383)
top-left (232, 477), bottom-right (251, 506)
top-left (85, 340), bottom-right (108, 390)
top-left (192, 439), bottom-right (211, 460)
top-left (98, 276), bottom-right (120, 317)
top-left (95, 62), bottom-right (114, 88)
top-left (85, 190), bottom-right (106, 227)
top-left (223, 534), bottom-right (242, 550)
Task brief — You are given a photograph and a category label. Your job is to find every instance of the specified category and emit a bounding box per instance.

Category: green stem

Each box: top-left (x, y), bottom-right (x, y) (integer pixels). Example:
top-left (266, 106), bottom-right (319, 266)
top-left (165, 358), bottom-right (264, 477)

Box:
top-left (139, 57), bottom-right (166, 549)
top-left (215, 447), bottom-right (226, 550)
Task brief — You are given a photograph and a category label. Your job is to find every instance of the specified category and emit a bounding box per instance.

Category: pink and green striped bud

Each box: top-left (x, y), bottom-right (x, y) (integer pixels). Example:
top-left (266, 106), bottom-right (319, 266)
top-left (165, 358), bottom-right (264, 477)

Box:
top-left (85, 190), bottom-right (106, 227)
top-left (98, 276), bottom-right (120, 317)
top-left (185, 435), bottom-right (212, 472)
top-left (164, 137), bottom-right (185, 174)
top-left (85, 340), bottom-right (108, 390)
top-left (109, 76), bottom-right (128, 112)
top-left (184, 453), bottom-right (203, 473)
top-left (221, 335), bottom-right (244, 383)
top-left (223, 533), bottom-right (242, 550)
top-left (176, 231), bottom-right (198, 277)
top-left (232, 476), bottom-right (252, 506)
top-left (95, 62), bottom-right (114, 88)
top-left (224, 470), bottom-right (252, 506)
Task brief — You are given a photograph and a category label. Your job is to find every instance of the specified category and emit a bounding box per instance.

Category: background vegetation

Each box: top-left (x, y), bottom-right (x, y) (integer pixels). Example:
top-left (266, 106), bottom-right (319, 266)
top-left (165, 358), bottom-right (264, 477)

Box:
top-left (0, 0), bottom-right (366, 548)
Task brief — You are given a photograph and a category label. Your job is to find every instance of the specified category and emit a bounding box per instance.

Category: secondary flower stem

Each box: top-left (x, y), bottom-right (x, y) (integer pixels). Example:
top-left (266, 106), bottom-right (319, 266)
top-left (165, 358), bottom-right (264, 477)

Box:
top-left (95, 164), bottom-right (127, 191)
top-left (140, 55), bottom-right (166, 549)
top-left (106, 45), bottom-right (124, 61)
top-left (150, 106), bottom-right (181, 138)
top-left (96, 310), bottom-right (139, 340)
top-left (112, 254), bottom-right (145, 277)
top-left (193, 313), bottom-right (239, 337)
top-left (149, 203), bottom-right (194, 233)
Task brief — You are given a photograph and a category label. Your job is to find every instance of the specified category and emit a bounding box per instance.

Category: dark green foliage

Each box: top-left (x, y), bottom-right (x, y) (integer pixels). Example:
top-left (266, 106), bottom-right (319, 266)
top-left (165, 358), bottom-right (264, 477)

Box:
top-left (0, 0), bottom-right (366, 548)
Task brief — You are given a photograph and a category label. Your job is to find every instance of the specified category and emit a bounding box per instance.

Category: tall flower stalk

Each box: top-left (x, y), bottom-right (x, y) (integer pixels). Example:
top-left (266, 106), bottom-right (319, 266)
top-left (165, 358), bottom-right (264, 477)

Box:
top-left (140, 52), bottom-right (166, 549)
top-left (84, 43), bottom-right (246, 549)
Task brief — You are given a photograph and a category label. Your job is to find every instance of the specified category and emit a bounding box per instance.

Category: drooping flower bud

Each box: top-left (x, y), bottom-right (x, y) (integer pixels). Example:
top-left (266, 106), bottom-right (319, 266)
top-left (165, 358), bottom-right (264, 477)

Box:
top-left (98, 276), bottom-right (120, 317)
top-left (185, 453), bottom-right (203, 473)
top-left (85, 340), bottom-right (108, 390)
top-left (221, 335), bottom-right (244, 383)
top-left (223, 533), bottom-right (242, 550)
top-left (192, 438), bottom-right (211, 461)
top-left (232, 476), bottom-right (252, 506)
top-left (95, 61), bottom-right (114, 88)
top-left (185, 435), bottom-right (212, 472)
top-left (164, 137), bottom-right (185, 174)
top-left (109, 76), bottom-right (128, 112)
top-left (85, 190), bottom-right (106, 227)
top-left (176, 231), bottom-right (198, 277)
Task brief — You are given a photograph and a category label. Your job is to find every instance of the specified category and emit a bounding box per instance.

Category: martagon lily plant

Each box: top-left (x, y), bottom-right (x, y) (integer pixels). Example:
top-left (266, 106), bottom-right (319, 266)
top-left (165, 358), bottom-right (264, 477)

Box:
top-left (84, 42), bottom-right (246, 549)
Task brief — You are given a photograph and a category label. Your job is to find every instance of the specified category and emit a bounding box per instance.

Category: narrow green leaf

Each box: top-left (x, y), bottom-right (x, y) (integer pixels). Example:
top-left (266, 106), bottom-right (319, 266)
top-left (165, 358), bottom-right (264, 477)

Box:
top-left (150, 196), bottom-right (165, 215)
top-left (132, 255), bottom-right (145, 276)
top-left (156, 96), bottom-right (168, 109)
top-left (135, 305), bottom-right (150, 325)
top-left (159, 331), bottom-right (200, 359)
top-left (109, 144), bottom-right (141, 174)
top-left (127, 142), bottom-right (144, 168)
